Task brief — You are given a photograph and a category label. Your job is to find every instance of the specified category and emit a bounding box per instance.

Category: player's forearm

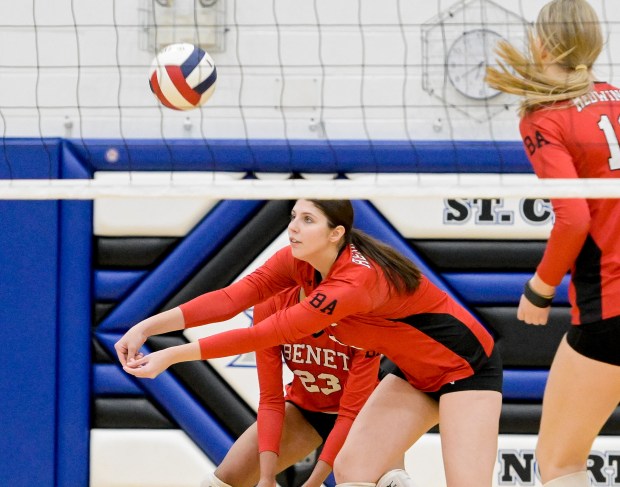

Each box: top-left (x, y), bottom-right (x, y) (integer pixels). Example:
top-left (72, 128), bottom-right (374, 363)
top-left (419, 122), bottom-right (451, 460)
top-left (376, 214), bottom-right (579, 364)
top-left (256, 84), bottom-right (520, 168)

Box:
top-left (302, 460), bottom-right (332, 487)
top-left (136, 307), bottom-right (186, 337)
top-left (164, 342), bottom-right (202, 365)
top-left (258, 451), bottom-right (279, 483)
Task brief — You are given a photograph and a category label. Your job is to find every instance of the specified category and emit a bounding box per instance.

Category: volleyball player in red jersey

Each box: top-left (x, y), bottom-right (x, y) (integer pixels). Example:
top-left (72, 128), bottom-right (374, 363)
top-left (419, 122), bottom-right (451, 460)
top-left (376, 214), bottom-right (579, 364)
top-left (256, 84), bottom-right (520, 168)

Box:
top-left (202, 285), bottom-right (387, 487)
top-left (115, 199), bottom-right (502, 487)
top-left (487, 1), bottom-right (620, 486)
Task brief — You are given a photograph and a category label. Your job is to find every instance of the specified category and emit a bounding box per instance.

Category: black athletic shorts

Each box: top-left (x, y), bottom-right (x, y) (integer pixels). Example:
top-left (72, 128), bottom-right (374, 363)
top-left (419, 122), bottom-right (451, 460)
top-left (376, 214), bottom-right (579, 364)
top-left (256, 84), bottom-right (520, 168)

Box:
top-left (389, 346), bottom-right (503, 401)
top-left (287, 401), bottom-right (337, 442)
top-left (566, 315), bottom-right (620, 366)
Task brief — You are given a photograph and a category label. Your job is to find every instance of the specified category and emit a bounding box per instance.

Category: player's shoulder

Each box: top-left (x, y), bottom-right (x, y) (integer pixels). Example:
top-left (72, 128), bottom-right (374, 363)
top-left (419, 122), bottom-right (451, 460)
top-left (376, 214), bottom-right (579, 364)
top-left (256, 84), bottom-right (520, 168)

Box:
top-left (268, 245), bottom-right (304, 272)
top-left (272, 245), bottom-right (293, 260)
top-left (335, 244), bottom-right (377, 277)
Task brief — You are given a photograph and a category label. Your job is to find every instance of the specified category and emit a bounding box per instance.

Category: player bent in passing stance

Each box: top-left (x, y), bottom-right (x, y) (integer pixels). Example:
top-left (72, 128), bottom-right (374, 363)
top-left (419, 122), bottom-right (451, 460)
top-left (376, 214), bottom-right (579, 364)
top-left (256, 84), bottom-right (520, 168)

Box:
top-left (115, 199), bottom-right (503, 487)
top-left (487, 1), bottom-right (620, 486)
top-left (203, 286), bottom-right (411, 487)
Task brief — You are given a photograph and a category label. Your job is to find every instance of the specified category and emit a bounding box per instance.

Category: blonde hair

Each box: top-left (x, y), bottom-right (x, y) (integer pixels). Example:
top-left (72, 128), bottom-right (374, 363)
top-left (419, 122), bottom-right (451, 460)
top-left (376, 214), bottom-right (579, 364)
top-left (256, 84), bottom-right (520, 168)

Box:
top-left (486, 0), bottom-right (603, 116)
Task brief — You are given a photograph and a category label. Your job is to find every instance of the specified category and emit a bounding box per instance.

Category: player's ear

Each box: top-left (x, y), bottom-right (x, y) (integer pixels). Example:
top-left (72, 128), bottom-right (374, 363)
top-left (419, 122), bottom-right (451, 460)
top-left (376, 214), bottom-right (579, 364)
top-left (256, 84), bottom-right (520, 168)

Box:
top-left (329, 225), bottom-right (346, 243)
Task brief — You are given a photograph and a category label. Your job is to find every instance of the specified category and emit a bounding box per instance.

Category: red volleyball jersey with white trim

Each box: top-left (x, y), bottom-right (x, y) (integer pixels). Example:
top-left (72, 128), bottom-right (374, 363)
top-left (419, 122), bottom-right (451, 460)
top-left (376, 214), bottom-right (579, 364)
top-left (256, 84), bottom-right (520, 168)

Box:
top-left (180, 244), bottom-right (495, 393)
top-left (519, 81), bottom-right (620, 324)
top-left (253, 286), bottom-right (379, 466)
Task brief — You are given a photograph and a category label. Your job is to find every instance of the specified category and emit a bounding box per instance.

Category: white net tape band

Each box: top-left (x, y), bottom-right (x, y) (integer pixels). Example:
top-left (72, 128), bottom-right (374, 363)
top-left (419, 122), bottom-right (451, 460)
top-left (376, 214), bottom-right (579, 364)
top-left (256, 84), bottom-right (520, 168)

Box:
top-left (0, 177), bottom-right (618, 200)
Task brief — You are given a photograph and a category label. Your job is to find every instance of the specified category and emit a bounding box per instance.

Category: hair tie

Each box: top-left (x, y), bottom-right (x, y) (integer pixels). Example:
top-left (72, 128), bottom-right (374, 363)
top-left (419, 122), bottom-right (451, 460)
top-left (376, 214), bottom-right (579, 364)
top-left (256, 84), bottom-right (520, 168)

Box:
top-left (575, 64), bottom-right (588, 71)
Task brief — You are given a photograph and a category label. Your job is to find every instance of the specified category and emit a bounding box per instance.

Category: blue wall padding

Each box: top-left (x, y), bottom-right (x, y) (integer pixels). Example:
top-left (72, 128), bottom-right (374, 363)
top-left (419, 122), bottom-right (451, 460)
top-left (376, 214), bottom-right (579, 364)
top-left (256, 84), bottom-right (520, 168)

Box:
top-left (56, 199), bottom-right (92, 487)
top-left (503, 369), bottom-right (549, 400)
top-left (442, 273), bottom-right (570, 305)
top-left (97, 333), bottom-right (234, 464)
top-left (0, 201), bottom-right (58, 487)
top-left (0, 141), bottom-right (61, 487)
top-left (0, 139), bottom-right (62, 487)
top-left (98, 200), bottom-right (263, 333)
top-left (0, 138), bottom-right (60, 178)
top-left (94, 270), bottom-right (148, 301)
top-left (63, 138), bottom-right (532, 173)
top-left (94, 364), bottom-right (143, 395)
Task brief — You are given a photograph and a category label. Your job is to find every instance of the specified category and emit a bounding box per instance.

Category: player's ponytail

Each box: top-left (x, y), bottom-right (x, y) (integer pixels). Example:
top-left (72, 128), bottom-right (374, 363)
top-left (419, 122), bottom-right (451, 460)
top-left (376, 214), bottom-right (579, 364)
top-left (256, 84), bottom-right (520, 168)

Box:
top-left (486, 0), bottom-right (602, 116)
top-left (349, 229), bottom-right (421, 294)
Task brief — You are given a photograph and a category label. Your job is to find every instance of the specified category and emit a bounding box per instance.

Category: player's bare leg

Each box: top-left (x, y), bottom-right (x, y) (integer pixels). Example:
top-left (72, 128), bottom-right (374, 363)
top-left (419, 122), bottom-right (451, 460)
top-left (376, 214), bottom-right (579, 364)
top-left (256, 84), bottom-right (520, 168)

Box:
top-left (211, 402), bottom-right (322, 487)
top-left (439, 389), bottom-right (502, 487)
top-left (536, 337), bottom-right (620, 484)
top-left (334, 374), bottom-right (439, 484)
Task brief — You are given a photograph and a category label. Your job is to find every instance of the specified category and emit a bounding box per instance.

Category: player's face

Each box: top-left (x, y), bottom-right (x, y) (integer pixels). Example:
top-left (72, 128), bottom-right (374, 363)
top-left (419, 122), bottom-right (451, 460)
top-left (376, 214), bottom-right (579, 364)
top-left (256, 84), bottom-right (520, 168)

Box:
top-left (288, 200), bottom-right (336, 262)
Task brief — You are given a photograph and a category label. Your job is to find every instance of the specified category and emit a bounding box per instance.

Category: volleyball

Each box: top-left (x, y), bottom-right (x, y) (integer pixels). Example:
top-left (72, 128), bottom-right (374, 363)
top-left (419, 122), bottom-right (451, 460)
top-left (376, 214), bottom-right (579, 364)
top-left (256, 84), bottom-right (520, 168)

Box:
top-left (149, 43), bottom-right (217, 111)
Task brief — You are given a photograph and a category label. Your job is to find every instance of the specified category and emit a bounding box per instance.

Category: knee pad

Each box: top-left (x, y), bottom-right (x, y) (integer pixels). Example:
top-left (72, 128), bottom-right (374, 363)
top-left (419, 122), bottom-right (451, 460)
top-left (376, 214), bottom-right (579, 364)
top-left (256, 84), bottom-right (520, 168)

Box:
top-left (376, 469), bottom-right (414, 487)
top-left (544, 471), bottom-right (590, 487)
top-left (336, 483), bottom-right (376, 487)
top-left (200, 471), bottom-right (233, 487)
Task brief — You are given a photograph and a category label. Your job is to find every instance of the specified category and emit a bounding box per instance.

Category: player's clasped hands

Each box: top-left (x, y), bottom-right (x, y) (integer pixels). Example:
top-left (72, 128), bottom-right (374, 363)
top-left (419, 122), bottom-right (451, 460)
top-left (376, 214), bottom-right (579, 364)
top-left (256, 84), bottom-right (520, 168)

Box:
top-left (114, 324), bottom-right (175, 379)
top-left (122, 349), bottom-right (173, 380)
top-left (114, 325), bottom-right (148, 366)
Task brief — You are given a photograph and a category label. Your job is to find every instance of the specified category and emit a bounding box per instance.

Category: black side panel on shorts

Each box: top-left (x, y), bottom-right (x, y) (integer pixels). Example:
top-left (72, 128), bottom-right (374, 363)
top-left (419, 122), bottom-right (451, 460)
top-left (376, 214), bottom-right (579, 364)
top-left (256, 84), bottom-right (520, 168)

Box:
top-left (573, 235), bottom-right (603, 322)
top-left (397, 313), bottom-right (489, 371)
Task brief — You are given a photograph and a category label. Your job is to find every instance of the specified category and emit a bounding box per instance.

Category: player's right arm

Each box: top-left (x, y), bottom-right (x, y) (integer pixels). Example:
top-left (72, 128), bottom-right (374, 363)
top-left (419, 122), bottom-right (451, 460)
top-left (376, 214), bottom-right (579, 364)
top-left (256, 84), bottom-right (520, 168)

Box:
top-left (115, 247), bottom-right (297, 365)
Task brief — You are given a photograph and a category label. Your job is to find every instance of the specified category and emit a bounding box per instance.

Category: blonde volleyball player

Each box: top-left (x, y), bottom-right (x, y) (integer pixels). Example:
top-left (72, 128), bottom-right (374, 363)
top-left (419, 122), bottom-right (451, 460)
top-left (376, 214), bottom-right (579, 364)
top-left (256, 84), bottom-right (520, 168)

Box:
top-left (487, 1), bottom-right (620, 486)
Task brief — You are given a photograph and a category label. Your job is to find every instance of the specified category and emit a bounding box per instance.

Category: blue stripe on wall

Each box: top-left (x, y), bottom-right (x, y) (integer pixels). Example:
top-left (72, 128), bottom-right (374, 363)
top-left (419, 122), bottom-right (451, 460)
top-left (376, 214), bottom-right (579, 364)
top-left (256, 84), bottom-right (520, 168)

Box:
top-left (63, 138), bottom-right (532, 174)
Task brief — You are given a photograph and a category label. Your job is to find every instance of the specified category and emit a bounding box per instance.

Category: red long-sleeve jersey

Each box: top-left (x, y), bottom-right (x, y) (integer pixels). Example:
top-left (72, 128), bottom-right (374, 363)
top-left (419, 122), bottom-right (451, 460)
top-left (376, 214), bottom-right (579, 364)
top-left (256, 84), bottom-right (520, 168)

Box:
top-left (254, 286), bottom-right (379, 467)
top-left (520, 81), bottom-right (620, 323)
top-left (180, 244), bottom-right (495, 392)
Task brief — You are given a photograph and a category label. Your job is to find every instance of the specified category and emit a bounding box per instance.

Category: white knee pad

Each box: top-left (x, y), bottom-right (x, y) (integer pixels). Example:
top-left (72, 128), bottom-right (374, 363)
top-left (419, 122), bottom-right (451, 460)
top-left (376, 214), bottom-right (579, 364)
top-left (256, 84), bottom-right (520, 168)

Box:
top-left (376, 469), bottom-right (414, 487)
top-left (544, 471), bottom-right (590, 487)
top-left (200, 471), bottom-right (233, 487)
top-left (335, 483), bottom-right (376, 487)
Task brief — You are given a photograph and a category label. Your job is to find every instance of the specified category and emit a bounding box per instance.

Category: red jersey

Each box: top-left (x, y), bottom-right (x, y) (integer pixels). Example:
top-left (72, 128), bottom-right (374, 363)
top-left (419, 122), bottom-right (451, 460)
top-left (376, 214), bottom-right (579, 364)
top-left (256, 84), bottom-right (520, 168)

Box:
top-left (180, 244), bottom-right (495, 392)
top-left (520, 81), bottom-right (620, 324)
top-left (254, 286), bottom-right (379, 467)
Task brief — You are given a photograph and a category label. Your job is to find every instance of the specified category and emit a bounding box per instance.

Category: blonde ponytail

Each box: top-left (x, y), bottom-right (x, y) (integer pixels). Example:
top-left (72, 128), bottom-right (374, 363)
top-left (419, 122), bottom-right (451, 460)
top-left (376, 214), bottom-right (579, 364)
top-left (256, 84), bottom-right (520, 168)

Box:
top-left (485, 0), bottom-right (602, 117)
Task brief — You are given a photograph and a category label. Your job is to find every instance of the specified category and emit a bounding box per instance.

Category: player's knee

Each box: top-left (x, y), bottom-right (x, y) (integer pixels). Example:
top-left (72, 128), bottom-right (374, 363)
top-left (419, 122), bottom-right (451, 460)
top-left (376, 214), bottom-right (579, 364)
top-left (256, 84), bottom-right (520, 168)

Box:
top-left (536, 443), bottom-right (588, 483)
top-left (376, 469), bottom-right (413, 487)
top-left (200, 470), bottom-right (233, 487)
top-left (333, 450), bottom-right (351, 481)
top-left (335, 484), bottom-right (376, 487)
top-left (543, 471), bottom-right (590, 487)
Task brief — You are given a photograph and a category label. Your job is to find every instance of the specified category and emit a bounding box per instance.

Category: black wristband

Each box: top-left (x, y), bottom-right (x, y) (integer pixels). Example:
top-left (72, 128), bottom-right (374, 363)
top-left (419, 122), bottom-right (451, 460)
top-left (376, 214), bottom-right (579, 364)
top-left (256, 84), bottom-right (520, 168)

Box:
top-left (523, 281), bottom-right (554, 308)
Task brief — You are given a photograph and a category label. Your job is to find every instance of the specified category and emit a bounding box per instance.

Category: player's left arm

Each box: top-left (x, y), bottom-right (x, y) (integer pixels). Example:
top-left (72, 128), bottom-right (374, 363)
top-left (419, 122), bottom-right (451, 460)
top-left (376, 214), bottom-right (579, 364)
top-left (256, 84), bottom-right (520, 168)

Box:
top-left (123, 276), bottom-right (374, 377)
top-left (520, 116), bottom-right (592, 287)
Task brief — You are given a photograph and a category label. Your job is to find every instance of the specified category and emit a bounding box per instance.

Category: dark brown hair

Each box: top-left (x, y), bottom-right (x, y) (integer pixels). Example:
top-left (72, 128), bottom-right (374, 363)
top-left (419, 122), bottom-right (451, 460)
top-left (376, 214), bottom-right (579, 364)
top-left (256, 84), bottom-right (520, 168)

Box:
top-left (308, 199), bottom-right (421, 294)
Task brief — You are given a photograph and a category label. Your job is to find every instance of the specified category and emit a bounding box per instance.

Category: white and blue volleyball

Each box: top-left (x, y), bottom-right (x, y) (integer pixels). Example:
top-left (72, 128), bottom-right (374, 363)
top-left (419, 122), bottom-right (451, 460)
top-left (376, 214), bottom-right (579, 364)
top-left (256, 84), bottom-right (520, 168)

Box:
top-left (149, 43), bottom-right (217, 110)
